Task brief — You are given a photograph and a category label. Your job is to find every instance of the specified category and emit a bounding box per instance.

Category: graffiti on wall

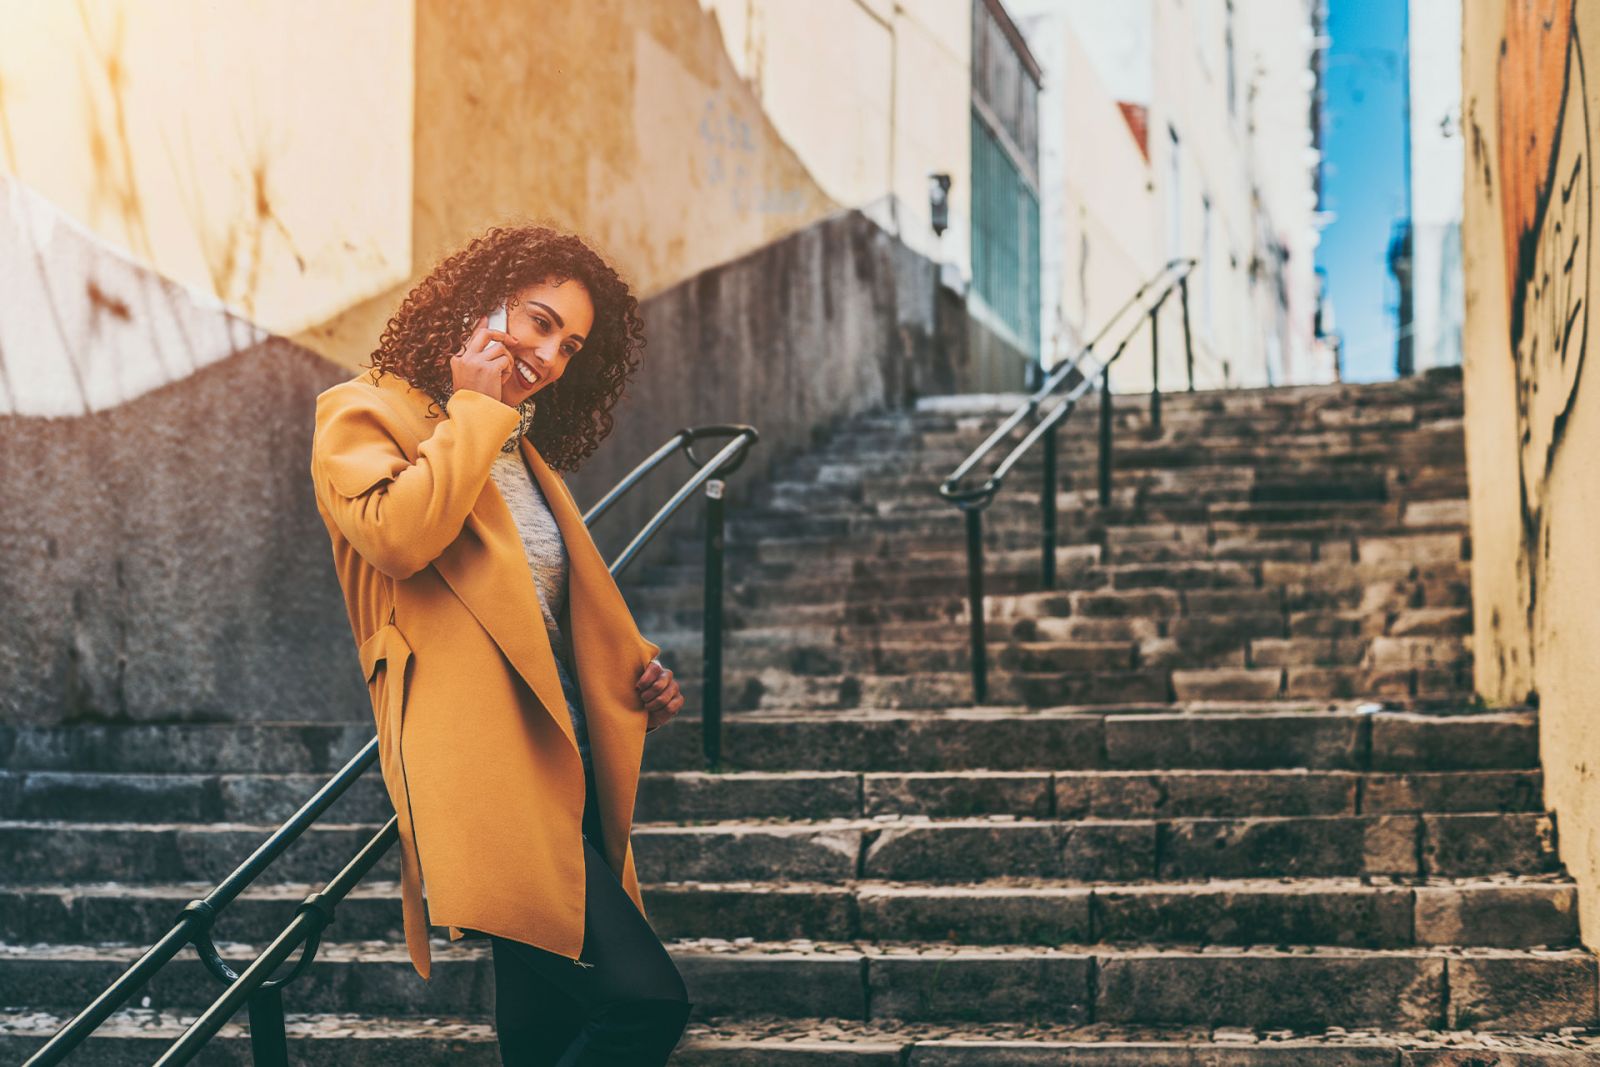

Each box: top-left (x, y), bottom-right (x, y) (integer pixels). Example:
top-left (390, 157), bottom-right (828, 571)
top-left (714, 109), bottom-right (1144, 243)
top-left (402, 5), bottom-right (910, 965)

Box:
top-left (1494, 0), bottom-right (1591, 624)
top-left (696, 93), bottom-right (810, 217)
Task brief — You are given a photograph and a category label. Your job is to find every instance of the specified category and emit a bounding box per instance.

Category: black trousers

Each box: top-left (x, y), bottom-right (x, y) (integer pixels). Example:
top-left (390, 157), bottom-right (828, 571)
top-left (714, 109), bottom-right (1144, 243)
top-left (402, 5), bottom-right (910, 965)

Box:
top-left (471, 761), bottom-right (693, 1066)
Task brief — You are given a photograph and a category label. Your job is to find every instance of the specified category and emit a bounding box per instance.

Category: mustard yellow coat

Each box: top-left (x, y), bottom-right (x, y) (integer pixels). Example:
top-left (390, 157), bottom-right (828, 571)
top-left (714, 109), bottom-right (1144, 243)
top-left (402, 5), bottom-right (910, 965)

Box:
top-left (308, 367), bottom-right (662, 980)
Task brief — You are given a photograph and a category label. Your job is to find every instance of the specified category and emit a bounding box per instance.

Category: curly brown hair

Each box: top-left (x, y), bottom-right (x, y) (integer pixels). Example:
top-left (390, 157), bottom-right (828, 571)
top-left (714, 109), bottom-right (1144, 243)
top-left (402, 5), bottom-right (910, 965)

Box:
top-left (365, 223), bottom-right (648, 471)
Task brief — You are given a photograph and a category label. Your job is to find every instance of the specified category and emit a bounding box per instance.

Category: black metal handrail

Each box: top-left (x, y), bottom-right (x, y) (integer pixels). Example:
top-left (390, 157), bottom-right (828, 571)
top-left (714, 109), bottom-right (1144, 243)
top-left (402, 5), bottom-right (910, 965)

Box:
top-left (24, 422), bottom-right (759, 1067)
top-left (583, 423), bottom-right (760, 770)
top-left (936, 258), bottom-right (1198, 703)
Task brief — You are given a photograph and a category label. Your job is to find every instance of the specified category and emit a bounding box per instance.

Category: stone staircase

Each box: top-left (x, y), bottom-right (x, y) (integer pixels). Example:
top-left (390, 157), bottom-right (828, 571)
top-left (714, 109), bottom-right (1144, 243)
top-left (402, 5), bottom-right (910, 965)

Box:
top-left (4, 369), bottom-right (1599, 1063)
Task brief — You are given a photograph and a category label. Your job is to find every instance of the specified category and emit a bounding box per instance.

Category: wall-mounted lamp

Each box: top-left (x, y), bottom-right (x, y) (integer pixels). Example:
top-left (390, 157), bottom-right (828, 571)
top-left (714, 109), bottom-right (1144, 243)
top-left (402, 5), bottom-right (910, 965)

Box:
top-left (929, 173), bottom-right (951, 236)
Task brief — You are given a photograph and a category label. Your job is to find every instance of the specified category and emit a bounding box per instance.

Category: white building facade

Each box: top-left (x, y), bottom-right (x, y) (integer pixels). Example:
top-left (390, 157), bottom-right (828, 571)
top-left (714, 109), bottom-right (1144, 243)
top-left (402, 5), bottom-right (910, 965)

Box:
top-left (1011, 0), bottom-right (1331, 390)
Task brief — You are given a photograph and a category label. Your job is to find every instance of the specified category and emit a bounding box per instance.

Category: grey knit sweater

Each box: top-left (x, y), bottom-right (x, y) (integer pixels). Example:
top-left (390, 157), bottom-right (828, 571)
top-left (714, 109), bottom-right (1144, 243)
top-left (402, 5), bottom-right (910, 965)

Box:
top-left (487, 449), bottom-right (593, 782)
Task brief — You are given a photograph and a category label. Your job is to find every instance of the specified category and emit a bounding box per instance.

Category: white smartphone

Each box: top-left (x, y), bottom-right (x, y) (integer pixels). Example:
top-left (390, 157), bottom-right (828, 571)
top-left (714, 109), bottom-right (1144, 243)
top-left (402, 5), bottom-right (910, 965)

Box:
top-left (484, 302), bottom-right (510, 362)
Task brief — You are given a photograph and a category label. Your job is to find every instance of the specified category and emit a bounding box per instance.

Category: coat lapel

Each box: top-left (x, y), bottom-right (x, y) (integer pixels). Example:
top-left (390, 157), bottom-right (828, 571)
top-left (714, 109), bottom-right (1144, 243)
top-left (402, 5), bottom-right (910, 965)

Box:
top-left (520, 435), bottom-right (655, 874)
top-left (367, 371), bottom-right (577, 755)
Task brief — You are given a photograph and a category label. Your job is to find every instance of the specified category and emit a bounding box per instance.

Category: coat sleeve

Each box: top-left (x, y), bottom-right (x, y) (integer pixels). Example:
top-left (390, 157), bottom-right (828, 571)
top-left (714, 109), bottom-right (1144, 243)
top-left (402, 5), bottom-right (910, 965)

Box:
top-left (311, 384), bottom-right (523, 580)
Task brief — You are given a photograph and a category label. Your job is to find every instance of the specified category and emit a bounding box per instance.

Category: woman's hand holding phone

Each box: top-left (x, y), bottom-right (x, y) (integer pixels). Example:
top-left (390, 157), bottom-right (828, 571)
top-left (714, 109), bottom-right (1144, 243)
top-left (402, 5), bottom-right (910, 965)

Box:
top-left (451, 311), bottom-right (516, 404)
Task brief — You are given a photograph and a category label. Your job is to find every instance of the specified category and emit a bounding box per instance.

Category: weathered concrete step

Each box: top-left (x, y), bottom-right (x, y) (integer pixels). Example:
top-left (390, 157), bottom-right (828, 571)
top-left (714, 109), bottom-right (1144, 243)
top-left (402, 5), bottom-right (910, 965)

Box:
top-left (647, 876), bottom-right (1580, 950)
top-left (10, 1011), bottom-right (1600, 1067)
top-left (0, 809), bottom-right (1560, 887)
top-left (749, 482), bottom-right (1260, 516)
top-left (629, 812), bottom-right (1559, 882)
top-left (642, 550), bottom-right (1470, 603)
top-left (906, 372), bottom-right (1460, 414)
top-left (677, 666), bottom-right (1179, 710)
top-left (848, 402), bottom-right (1459, 442)
top-left (0, 769), bottom-right (395, 823)
top-left (808, 420), bottom-right (1463, 456)
top-left (742, 497), bottom-right (1413, 532)
top-left (641, 768), bottom-right (1545, 821)
top-left (757, 464), bottom-right (1268, 503)
top-left (656, 639), bottom-right (1144, 681)
top-left (643, 615), bottom-right (1154, 649)
top-left (795, 443), bottom-right (1463, 484)
top-left (635, 571), bottom-right (1470, 639)
top-left (643, 558), bottom-right (1379, 606)
top-left (749, 476), bottom-right (1432, 517)
top-left (0, 1011), bottom-right (511, 1067)
top-left (670, 660), bottom-right (1474, 712)
top-left (1, 876), bottom-right (1576, 950)
top-left (660, 518), bottom-right (1469, 567)
top-left (3, 940), bottom-right (1592, 1031)
top-left (717, 507), bottom-right (1466, 545)
top-left (0, 722), bottom-right (374, 775)
top-left (4, 709), bottom-right (1534, 776)
top-left (635, 567), bottom-right (1062, 610)
top-left (644, 632), bottom-right (1432, 681)
top-left (904, 390), bottom-right (1462, 428)
top-left (637, 544), bottom-right (1104, 587)
top-left (0, 766), bottom-right (1543, 827)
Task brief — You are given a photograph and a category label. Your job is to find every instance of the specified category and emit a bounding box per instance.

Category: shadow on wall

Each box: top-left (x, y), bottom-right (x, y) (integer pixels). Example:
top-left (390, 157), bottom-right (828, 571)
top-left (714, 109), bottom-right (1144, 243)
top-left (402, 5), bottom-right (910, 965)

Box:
top-left (1, 204), bottom-right (1010, 725)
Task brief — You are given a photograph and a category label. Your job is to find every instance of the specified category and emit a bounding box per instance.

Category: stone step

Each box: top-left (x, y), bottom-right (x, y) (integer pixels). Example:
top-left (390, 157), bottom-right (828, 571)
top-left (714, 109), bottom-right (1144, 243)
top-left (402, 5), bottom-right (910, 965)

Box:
top-left (634, 581), bottom-right (1473, 641)
top-left (641, 877), bottom-right (1580, 951)
top-left (693, 634), bottom-right (1469, 682)
top-left (11, 1011), bottom-right (1600, 1067)
top-left (2, 710), bottom-right (1539, 776)
top-left (642, 709), bottom-right (1538, 773)
top-left (631, 812), bottom-right (1559, 883)
top-left (852, 401), bottom-right (1460, 439)
top-left (2, 939), bottom-right (1592, 1031)
top-left (662, 638), bottom-right (1146, 679)
top-left (666, 661), bottom-right (1474, 711)
top-left (0, 809), bottom-right (1561, 887)
top-left (792, 441), bottom-right (1465, 481)
top-left (641, 555), bottom-right (1481, 602)
top-left (0, 876), bottom-right (1575, 951)
top-left (0, 767), bottom-right (1542, 825)
top-left (715, 507), bottom-right (1468, 546)
top-left (644, 611), bottom-right (1460, 665)
top-left (655, 519), bottom-right (1470, 568)
top-left (0, 722), bottom-right (376, 775)
top-left (741, 496), bottom-right (1416, 530)
top-left (748, 475), bottom-right (1425, 515)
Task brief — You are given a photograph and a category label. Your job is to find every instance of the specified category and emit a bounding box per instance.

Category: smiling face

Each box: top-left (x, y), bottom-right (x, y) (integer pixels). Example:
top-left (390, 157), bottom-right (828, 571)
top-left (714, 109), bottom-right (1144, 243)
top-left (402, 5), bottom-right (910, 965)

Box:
top-left (497, 276), bottom-right (595, 406)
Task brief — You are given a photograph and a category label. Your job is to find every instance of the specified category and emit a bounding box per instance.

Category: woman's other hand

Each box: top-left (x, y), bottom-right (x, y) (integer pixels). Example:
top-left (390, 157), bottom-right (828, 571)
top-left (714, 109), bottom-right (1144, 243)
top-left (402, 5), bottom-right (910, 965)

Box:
top-left (451, 315), bottom-right (518, 404)
top-left (636, 657), bottom-right (684, 733)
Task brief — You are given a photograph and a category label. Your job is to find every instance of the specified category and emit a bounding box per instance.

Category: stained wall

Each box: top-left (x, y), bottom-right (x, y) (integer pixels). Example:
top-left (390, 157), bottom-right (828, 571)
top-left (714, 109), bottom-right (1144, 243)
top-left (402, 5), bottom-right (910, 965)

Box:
top-left (1462, 0), bottom-right (1600, 948)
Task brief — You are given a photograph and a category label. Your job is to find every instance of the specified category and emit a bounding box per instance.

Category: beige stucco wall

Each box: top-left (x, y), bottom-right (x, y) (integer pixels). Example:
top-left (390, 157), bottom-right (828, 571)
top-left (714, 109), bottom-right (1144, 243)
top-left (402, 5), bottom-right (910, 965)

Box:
top-left (297, 0), bottom-right (840, 369)
top-left (1462, 0), bottom-right (1600, 949)
top-left (0, 0), bottom-right (416, 339)
top-left (699, 0), bottom-right (973, 282)
top-left (1055, 21), bottom-right (1156, 366)
top-left (0, 0), bottom-right (853, 371)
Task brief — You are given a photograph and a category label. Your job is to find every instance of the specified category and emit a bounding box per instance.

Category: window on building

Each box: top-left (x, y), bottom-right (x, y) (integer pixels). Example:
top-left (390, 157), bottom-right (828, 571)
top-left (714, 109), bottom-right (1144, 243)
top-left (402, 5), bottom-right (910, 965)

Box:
top-left (970, 109), bottom-right (1041, 357)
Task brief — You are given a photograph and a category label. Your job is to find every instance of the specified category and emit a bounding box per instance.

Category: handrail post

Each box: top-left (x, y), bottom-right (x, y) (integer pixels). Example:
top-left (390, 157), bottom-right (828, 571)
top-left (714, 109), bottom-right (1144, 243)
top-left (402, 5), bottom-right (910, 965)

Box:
top-left (1099, 368), bottom-right (1113, 507)
top-left (702, 478), bottom-right (726, 770)
top-left (1180, 275), bottom-right (1196, 392)
top-left (1149, 304), bottom-right (1162, 435)
top-left (964, 507), bottom-right (987, 704)
top-left (1041, 422), bottom-right (1057, 589)
top-left (245, 986), bottom-right (289, 1067)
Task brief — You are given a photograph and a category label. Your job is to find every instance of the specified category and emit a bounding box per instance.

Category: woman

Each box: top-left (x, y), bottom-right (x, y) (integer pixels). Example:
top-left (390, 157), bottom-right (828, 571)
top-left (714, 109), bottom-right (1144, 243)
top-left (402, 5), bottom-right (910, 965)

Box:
top-left (308, 223), bottom-right (693, 1065)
